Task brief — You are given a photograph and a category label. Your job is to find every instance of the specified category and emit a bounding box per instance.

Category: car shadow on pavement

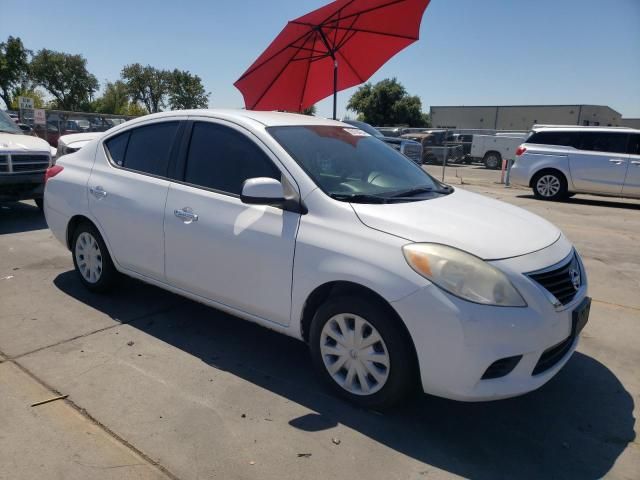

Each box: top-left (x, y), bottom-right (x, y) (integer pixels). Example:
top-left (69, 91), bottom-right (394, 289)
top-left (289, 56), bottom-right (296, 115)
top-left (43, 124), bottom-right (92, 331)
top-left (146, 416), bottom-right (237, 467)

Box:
top-left (516, 194), bottom-right (640, 210)
top-left (0, 201), bottom-right (47, 235)
top-left (55, 272), bottom-right (636, 480)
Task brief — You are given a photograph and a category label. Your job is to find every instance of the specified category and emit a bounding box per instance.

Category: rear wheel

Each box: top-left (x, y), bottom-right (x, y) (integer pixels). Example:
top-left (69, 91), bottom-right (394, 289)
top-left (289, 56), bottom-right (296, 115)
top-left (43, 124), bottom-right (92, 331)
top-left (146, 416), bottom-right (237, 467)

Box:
top-left (532, 171), bottom-right (568, 201)
top-left (484, 152), bottom-right (501, 169)
top-left (309, 296), bottom-right (416, 410)
top-left (71, 222), bottom-right (118, 292)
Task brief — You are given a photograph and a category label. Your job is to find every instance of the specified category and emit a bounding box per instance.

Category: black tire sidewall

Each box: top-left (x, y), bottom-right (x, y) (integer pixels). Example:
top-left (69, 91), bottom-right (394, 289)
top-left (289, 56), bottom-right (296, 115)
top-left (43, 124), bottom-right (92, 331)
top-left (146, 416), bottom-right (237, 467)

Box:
top-left (532, 171), bottom-right (567, 201)
top-left (71, 222), bottom-right (117, 292)
top-left (309, 296), bottom-right (416, 410)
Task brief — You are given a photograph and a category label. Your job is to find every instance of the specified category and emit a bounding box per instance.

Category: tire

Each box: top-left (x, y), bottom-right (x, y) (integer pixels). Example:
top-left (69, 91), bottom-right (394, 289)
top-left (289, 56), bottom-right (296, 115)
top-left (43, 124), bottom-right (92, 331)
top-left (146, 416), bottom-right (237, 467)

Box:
top-left (309, 295), bottom-right (416, 410)
top-left (34, 198), bottom-right (44, 211)
top-left (71, 222), bottom-right (118, 292)
top-left (532, 171), bottom-right (568, 201)
top-left (484, 152), bottom-right (501, 169)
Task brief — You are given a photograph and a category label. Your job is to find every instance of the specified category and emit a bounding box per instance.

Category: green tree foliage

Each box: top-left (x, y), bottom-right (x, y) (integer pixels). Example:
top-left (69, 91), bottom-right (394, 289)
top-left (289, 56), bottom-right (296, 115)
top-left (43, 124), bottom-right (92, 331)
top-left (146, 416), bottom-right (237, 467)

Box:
top-left (301, 105), bottom-right (317, 116)
top-left (92, 80), bottom-right (130, 114)
top-left (0, 36), bottom-right (30, 109)
top-left (168, 69), bottom-right (210, 110)
top-left (347, 78), bottom-right (429, 127)
top-left (121, 64), bottom-right (170, 113)
top-left (30, 49), bottom-right (99, 111)
top-left (9, 87), bottom-right (46, 109)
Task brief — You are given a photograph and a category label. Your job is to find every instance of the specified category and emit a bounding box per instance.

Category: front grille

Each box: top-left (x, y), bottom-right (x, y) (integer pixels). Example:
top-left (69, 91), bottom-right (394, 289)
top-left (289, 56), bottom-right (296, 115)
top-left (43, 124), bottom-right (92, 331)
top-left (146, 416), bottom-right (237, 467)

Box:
top-left (11, 163), bottom-right (47, 173)
top-left (0, 153), bottom-right (50, 173)
top-left (527, 253), bottom-right (581, 306)
top-left (402, 144), bottom-right (423, 163)
top-left (532, 335), bottom-right (573, 375)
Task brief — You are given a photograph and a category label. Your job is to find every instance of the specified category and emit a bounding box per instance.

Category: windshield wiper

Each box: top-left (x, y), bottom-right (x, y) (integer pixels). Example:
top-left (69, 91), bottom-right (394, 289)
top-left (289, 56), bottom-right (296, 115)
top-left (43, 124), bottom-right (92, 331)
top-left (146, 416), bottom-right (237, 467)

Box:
top-left (329, 193), bottom-right (389, 204)
top-left (389, 186), bottom-right (435, 198)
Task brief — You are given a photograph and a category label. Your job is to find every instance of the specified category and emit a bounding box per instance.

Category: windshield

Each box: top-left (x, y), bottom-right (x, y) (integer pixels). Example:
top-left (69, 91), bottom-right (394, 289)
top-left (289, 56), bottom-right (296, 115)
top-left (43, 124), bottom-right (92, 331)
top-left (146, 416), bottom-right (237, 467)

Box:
top-left (0, 110), bottom-right (22, 134)
top-left (268, 125), bottom-right (448, 203)
top-left (343, 120), bottom-right (384, 138)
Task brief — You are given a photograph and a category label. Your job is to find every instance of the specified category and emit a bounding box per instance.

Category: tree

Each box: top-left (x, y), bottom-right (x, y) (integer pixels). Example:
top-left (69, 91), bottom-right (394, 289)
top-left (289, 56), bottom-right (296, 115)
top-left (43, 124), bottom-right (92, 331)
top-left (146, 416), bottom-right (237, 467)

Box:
top-left (9, 87), bottom-right (46, 109)
top-left (301, 105), bottom-right (316, 116)
top-left (121, 64), bottom-right (170, 113)
top-left (30, 49), bottom-right (99, 111)
top-left (346, 78), bottom-right (429, 127)
top-left (0, 36), bottom-right (30, 109)
top-left (93, 80), bottom-right (130, 114)
top-left (168, 69), bottom-right (209, 110)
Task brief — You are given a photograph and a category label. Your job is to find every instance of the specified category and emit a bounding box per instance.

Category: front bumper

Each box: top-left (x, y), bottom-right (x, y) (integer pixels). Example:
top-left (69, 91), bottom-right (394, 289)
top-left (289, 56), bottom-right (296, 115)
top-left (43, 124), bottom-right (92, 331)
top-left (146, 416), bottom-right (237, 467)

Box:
top-left (0, 173), bottom-right (45, 201)
top-left (392, 235), bottom-right (588, 401)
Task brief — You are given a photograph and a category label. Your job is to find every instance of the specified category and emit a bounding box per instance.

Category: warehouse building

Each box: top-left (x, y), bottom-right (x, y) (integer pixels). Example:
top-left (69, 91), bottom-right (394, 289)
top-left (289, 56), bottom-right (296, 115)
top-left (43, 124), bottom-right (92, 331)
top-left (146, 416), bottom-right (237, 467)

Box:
top-left (430, 105), bottom-right (622, 130)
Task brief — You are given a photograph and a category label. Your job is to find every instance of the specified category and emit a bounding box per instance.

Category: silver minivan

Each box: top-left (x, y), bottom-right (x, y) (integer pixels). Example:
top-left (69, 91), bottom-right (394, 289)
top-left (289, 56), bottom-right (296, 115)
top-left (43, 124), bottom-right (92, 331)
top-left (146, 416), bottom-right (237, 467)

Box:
top-left (510, 127), bottom-right (640, 200)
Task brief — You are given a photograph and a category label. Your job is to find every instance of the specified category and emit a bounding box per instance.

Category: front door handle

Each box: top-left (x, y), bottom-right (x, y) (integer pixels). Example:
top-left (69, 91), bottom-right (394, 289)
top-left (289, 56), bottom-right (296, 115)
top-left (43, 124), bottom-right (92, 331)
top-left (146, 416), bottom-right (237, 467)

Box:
top-left (174, 207), bottom-right (198, 223)
top-left (89, 186), bottom-right (107, 198)
top-left (608, 159), bottom-right (626, 165)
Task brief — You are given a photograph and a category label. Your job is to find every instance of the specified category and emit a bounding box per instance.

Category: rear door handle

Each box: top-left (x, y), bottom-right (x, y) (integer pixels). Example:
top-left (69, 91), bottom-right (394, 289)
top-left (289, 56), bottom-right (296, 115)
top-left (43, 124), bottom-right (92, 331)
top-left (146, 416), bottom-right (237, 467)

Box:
top-left (89, 186), bottom-right (107, 198)
top-left (174, 207), bottom-right (198, 223)
top-left (608, 159), bottom-right (625, 165)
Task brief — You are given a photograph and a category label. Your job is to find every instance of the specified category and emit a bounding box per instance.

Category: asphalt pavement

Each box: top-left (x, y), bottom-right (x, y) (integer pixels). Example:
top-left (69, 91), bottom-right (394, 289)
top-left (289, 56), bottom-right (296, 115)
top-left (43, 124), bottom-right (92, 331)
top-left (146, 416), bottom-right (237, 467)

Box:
top-left (0, 175), bottom-right (638, 480)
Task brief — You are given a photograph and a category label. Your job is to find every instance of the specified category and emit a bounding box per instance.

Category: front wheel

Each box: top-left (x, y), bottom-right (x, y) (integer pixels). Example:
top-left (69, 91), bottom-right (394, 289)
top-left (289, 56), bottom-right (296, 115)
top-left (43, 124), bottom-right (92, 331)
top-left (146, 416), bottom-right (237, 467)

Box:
top-left (309, 296), bottom-right (416, 410)
top-left (532, 171), bottom-right (568, 201)
top-left (71, 222), bottom-right (118, 292)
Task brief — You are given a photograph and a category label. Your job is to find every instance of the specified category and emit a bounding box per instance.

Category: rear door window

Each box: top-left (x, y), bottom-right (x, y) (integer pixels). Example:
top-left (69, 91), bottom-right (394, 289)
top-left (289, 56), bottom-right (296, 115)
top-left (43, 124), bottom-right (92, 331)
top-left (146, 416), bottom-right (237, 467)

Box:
top-left (577, 132), bottom-right (628, 154)
top-left (123, 122), bottom-right (180, 177)
top-left (183, 122), bottom-right (280, 195)
top-left (526, 131), bottom-right (580, 147)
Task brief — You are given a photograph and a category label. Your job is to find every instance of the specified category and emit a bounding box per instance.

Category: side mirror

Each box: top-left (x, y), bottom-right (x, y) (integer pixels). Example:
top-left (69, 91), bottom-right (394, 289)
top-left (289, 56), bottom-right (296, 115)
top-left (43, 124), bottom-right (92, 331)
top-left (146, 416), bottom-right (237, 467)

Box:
top-left (241, 177), bottom-right (286, 206)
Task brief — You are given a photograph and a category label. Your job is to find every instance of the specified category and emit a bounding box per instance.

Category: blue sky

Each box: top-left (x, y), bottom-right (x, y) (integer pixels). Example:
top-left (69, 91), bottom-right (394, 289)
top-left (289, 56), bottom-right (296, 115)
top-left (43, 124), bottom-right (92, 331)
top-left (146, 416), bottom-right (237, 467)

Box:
top-left (2, 0), bottom-right (639, 118)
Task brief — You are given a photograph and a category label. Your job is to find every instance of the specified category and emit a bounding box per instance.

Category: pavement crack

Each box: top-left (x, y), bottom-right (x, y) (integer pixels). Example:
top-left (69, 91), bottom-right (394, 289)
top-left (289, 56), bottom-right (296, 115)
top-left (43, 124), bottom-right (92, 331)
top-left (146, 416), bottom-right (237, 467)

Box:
top-left (8, 302), bottom-right (186, 362)
top-left (8, 358), bottom-right (181, 480)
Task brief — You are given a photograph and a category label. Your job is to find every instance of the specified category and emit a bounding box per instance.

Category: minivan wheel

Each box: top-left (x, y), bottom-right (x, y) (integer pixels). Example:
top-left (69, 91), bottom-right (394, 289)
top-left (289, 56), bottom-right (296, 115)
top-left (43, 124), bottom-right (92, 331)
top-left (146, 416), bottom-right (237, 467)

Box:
top-left (309, 296), bottom-right (416, 410)
top-left (72, 223), bottom-right (117, 292)
top-left (532, 171), bottom-right (567, 201)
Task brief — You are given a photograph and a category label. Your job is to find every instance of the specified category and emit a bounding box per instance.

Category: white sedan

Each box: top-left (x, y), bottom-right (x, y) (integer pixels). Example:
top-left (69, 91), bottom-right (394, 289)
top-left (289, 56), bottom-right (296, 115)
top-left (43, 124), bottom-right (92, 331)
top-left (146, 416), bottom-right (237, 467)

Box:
top-left (43, 110), bottom-right (590, 408)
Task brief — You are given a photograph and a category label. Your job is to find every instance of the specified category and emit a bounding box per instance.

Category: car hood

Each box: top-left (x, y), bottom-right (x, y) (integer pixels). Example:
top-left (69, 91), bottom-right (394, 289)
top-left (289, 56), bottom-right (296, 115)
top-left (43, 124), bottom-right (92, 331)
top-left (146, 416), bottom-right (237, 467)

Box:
top-left (351, 188), bottom-right (561, 260)
top-left (0, 132), bottom-right (52, 153)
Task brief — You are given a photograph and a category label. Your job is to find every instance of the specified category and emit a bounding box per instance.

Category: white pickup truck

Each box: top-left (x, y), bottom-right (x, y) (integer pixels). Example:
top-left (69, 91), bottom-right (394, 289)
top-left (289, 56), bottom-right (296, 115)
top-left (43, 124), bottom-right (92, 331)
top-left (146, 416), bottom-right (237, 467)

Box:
top-left (471, 133), bottom-right (528, 169)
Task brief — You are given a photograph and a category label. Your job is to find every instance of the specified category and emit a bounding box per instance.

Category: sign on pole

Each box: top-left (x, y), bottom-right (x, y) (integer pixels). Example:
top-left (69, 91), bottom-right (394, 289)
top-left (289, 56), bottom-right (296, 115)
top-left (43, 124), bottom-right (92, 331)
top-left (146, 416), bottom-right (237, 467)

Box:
top-left (34, 109), bottom-right (46, 125)
top-left (18, 96), bottom-right (34, 110)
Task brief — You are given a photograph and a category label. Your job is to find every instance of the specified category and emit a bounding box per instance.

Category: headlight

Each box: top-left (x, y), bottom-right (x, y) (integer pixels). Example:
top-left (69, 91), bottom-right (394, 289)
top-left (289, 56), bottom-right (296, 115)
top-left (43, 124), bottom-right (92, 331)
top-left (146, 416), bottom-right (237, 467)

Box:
top-left (403, 243), bottom-right (527, 307)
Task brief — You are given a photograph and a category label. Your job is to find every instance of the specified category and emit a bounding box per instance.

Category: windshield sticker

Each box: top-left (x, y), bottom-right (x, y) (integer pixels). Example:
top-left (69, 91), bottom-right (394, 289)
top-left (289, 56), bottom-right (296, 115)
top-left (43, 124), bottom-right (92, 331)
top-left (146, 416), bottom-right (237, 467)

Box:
top-left (343, 128), bottom-right (370, 137)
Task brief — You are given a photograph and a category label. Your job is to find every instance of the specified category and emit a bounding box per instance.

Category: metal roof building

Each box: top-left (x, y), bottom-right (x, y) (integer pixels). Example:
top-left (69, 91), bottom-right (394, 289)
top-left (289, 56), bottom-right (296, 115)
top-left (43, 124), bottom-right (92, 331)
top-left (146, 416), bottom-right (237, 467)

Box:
top-left (430, 105), bottom-right (622, 130)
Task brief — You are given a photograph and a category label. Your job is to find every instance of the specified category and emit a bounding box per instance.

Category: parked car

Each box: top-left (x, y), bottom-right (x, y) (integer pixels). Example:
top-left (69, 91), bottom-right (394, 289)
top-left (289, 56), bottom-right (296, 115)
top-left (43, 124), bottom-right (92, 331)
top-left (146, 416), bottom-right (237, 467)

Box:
top-left (66, 119), bottom-right (91, 132)
top-left (44, 110), bottom-right (590, 408)
top-left (402, 131), bottom-right (464, 164)
top-left (343, 120), bottom-right (423, 164)
top-left (471, 133), bottom-right (528, 169)
top-left (56, 132), bottom-right (103, 158)
top-left (0, 110), bottom-right (53, 209)
top-left (445, 133), bottom-right (474, 163)
top-left (510, 126), bottom-right (640, 200)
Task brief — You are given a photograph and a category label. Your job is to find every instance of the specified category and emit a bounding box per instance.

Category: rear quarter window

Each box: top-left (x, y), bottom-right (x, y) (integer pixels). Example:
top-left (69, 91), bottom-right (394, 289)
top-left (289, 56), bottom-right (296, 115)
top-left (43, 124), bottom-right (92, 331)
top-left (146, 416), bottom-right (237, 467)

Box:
top-left (527, 131), bottom-right (580, 148)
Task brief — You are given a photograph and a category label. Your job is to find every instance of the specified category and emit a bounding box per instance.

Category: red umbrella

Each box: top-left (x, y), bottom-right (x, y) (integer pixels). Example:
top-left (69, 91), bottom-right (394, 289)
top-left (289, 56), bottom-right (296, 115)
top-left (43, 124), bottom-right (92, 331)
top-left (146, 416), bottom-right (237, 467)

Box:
top-left (234, 0), bottom-right (431, 119)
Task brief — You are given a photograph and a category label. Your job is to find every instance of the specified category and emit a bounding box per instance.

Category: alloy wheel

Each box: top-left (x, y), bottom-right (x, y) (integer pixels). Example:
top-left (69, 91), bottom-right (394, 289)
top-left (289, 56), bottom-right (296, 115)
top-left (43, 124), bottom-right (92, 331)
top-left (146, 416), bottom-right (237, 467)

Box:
top-left (75, 232), bottom-right (103, 283)
top-left (320, 313), bottom-right (390, 395)
top-left (536, 175), bottom-right (561, 197)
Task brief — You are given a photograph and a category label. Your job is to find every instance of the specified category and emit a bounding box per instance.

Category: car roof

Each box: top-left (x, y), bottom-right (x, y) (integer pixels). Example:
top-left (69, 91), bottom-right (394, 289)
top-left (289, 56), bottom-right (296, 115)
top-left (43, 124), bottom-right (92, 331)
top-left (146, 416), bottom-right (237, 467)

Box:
top-left (123, 109), bottom-right (347, 128)
top-left (532, 126), bottom-right (639, 134)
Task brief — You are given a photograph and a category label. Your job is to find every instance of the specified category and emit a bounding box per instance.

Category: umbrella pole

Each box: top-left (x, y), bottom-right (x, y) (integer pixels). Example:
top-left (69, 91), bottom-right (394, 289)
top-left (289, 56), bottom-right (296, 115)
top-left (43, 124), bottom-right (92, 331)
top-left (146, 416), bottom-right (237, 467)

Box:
top-left (333, 60), bottom-right (338, 120)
